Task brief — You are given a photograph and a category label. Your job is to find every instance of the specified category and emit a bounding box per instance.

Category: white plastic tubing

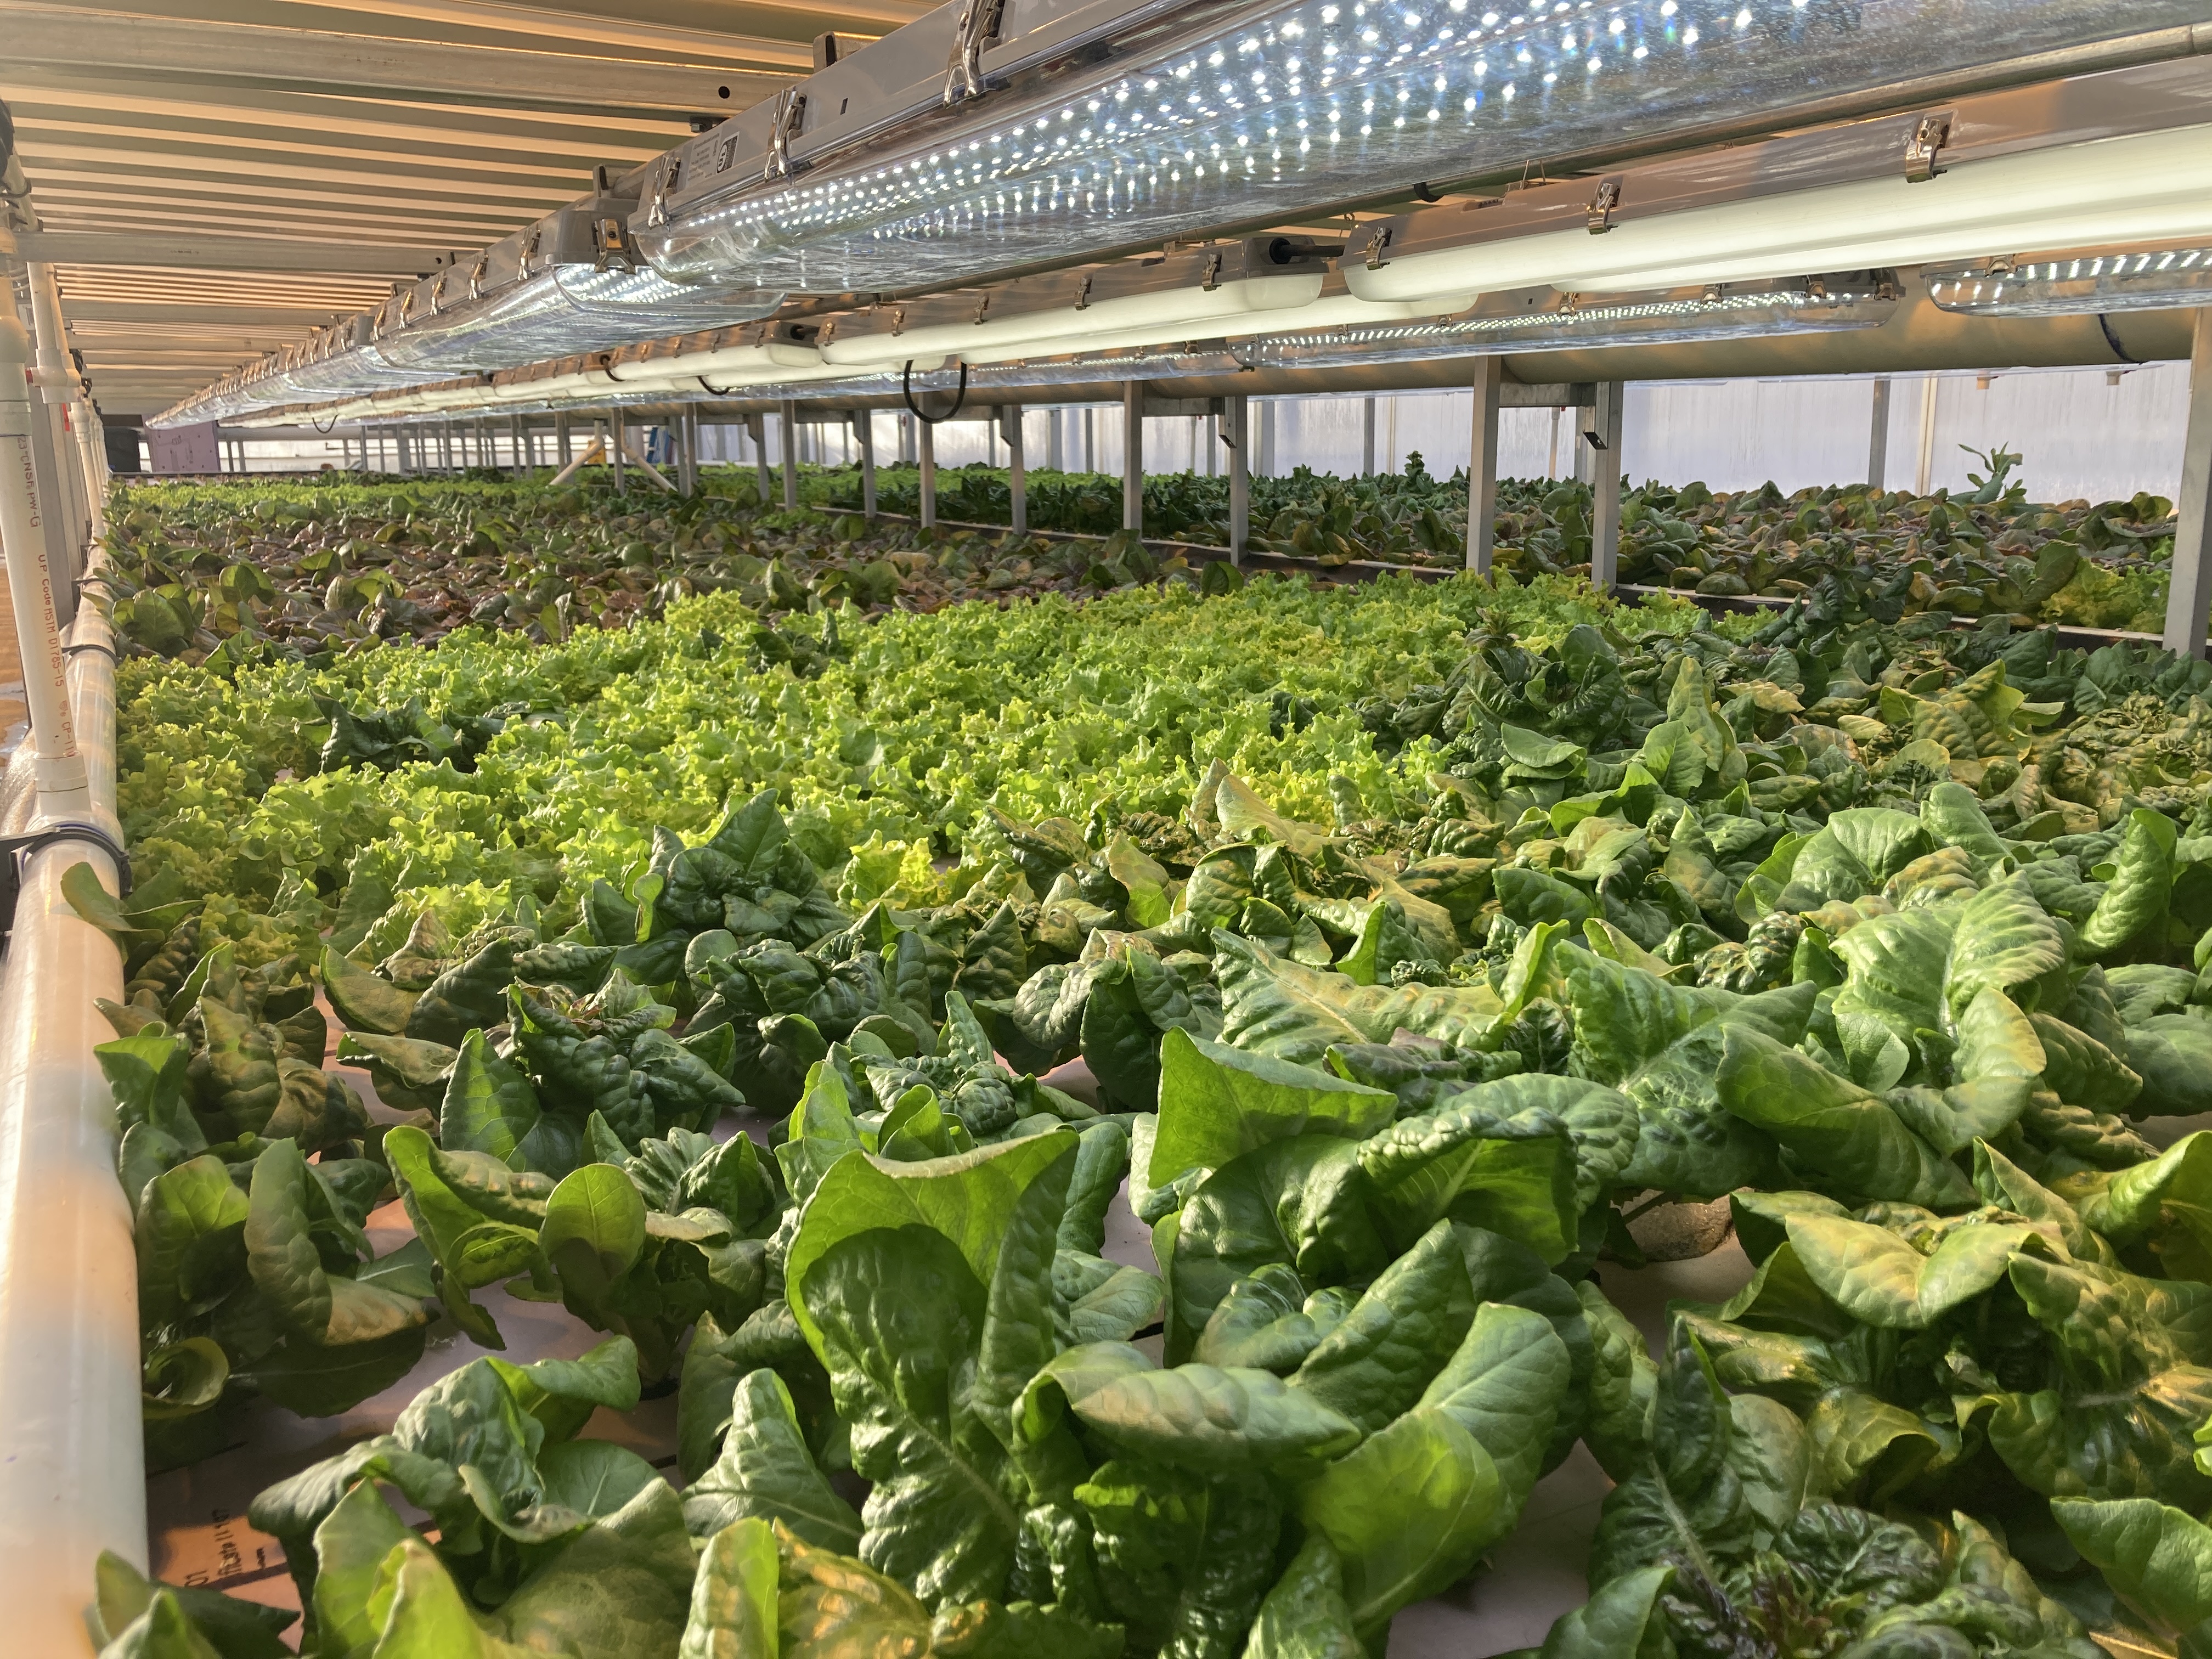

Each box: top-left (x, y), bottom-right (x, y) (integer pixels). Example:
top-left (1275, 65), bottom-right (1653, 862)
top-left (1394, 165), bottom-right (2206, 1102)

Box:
top-left (0, 274), bottom-right (138, 1655)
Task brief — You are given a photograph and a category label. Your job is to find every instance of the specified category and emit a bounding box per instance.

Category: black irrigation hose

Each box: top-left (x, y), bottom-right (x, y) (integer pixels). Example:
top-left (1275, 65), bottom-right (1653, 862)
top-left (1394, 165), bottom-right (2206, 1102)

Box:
top-left (901, 359), bottom-right (969, 424)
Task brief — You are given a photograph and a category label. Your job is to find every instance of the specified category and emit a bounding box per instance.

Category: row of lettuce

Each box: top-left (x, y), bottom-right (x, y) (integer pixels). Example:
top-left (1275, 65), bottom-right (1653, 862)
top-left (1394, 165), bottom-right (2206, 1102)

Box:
top-left (103, 453), bottom-right (2177, 679)
top-left (86, 540), bottom-right (2212, 1657)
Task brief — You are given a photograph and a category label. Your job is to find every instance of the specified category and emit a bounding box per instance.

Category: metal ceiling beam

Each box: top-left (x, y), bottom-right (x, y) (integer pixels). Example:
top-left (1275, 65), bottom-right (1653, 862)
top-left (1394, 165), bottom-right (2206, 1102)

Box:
top-left (0, 71), bottom-right (684, 155)
top-left (60, 302), bottom-right (353, 325)
top-left (10, 232), bottom-right (457, 274)
top-left (5, 106), bottom-right (659, 180)
top-left (1, 8), bottom-right (784, 118)
top-left (15, 138), bottom-right (596, 204)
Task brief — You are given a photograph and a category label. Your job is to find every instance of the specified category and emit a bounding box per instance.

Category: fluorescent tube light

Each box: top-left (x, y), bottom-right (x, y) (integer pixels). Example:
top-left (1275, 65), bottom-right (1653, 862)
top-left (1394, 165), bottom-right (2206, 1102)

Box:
top-left (374, 267), bottom-right (781, 374)
top-left (1923, 246), bottom-right (2212, 316)
top-left (1346, 125), bottom-right (2212, 306)
top-left (1240, 273), bottom-right (1896, 366)
top-left (639, 0), bottom-right (2205, 295)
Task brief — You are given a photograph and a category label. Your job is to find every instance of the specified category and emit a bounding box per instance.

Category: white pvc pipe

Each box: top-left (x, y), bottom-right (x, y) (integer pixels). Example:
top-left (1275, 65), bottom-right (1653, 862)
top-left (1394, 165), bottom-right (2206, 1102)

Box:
top-left (0, 289), bottom-right (89, 817)
top-left (0, 538), bottom-right (135, 1656)
top-left (821, 274), bottom-right (1325, 367)
top-left (1347, 123), bottom-right (2212, 307)
top-left (26, 266), bottom-right (103, 546)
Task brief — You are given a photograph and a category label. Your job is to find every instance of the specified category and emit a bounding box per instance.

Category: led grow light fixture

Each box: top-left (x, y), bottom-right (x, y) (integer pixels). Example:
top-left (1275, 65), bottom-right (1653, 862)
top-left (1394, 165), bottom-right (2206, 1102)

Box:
top-left (1922, 247), bottom-right (2212, 317)
top-left (639, 0), bottom-right (2207, 295)
top-left (1239, 270), bottom-right (1895, 366)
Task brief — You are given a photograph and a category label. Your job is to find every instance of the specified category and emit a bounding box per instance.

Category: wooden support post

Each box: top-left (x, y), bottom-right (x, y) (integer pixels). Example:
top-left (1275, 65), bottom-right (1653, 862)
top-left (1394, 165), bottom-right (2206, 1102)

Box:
top-left (2163, 310), bottom-right (2212, 658)
top-left (1122, 381), bottom-right (1144, 534)
top-left (1466, 357), bottom-right (1503, 575)
top-left (1228, 394), bottom-right (1250, 566)
top-left (1588, 380), bottom-right (1625, 591)
top-left (1003, 406), bottom-right (1027, 535)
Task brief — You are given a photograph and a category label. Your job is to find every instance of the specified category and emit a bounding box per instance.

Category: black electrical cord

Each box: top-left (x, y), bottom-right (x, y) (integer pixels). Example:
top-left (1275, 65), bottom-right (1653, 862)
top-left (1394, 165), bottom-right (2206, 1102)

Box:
top-left (2098, 313), bottom-right (2143, 367)
top-left (901, 359), bottom-right (969, 424)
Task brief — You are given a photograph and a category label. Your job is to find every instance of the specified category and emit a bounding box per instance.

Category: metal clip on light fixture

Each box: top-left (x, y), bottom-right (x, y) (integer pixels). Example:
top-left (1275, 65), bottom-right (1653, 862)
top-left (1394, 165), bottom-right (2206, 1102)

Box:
top-left (763, 94), bottom-right (805, 183)
top-left (942, 0), bottom-right (1004, 105)
top-left (1905, 114), bottom-right (1953, 183)
top-left (1587, 178), bottom-right (1623, 235)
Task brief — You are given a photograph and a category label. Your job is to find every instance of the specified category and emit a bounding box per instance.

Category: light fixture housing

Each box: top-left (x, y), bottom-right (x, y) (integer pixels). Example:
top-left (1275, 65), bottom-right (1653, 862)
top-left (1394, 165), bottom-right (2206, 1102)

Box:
top-left (637, 0), bottom-right (2207, 295)
top-left (1923, 246), bottom-right (2212, 316)
top-left (1239, 271), bottom-right (1898, 367)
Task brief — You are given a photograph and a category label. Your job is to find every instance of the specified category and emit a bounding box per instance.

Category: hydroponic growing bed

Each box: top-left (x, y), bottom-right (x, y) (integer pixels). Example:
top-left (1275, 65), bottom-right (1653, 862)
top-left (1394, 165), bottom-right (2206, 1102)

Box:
top-left (82, 471), bottom-right (2212, 1658)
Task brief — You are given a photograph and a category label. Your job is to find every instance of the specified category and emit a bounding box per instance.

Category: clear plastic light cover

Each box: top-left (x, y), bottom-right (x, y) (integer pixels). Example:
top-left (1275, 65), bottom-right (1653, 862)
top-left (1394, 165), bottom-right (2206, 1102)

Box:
top-left (1924, 247), bottom-right (2212, 317)
top-left (374, 268), bottom-right (782, 372)
top-left (1237, 273), bottom-right (1894, 366)
top-left (640, 0), bottom-right (2199, 295)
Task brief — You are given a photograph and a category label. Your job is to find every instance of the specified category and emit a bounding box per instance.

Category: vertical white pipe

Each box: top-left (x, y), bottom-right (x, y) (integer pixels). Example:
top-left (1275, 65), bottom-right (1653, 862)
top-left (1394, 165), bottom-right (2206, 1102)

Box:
top-left (0, 292), bottom-right (89, 816)
top-left (1122, 381), bottom-right (1144, 534)
top-left (1915, 375), bottom-right (1939, 496)
top-left (1361, 396), bottom-right (1376, 477)
top-left (1466, 358), bottom-right (1503, 575)
top-left (2163, 311), bottom-right (2212, 659)
top-left (918, 417), bottom-right (937, 527)
top-left (1867, 378), bottom-right (1892, 491)
top-left (1004, 406), bottom-right (1027, 535)
top-left (1589, 381), bottom-right (1626, 592)
top-left (1228, 394), bottom-right (1250, 566)
top-left (779, 399), bottom-right (799, 510)
top-left (856, 409), bottom-right (877, 518)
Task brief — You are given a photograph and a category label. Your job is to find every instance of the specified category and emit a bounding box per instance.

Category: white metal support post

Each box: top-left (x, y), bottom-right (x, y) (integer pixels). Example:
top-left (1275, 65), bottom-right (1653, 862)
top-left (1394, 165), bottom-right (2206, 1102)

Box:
top-left (1228, 394), bottom-right (1250, 566)
top-left (855, 409), bottom-right (877, 518)
top-left (1588, 380), bottom-right (1626, 591)
top-left (1867, 379), bottom-right (1892, 490)
top-left (918, 415), bottom-right (938, 528)
top-left (2163, 310), bottom-right (2212, 658)
top-left (1002, 405), bottom-right (1027, 534)
top-left (778, 399), bottom-right (799, 510)
top-left (742, 414), bottom-right (768, 500)
top-left (610, 411), bottom-right (626, 492)
top-left (678, 408), bottom-right (697, 496)
top-left (1362, 397), bottom-right (1376, 476)
top-left (1122, 381), bottom-right (1144, 534)
top-left (1466, 357), bottom-right (1503, 575)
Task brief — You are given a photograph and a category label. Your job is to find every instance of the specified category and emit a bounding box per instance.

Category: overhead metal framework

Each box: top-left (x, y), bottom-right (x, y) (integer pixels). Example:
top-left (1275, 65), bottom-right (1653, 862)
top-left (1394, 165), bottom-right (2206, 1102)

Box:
top-left (0, 0), bottom-right (930, 410)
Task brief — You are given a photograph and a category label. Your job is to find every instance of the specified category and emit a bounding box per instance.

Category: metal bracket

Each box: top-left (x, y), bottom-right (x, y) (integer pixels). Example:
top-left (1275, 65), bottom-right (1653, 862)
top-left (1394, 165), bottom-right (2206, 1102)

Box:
top-left (468, 257), bottom-right (486, 301)
top-left (973, 292), bottom-right (991, 325)
top-left (1804, 274), bottom-right (1828, 299)
top-left (1585, 177), bottom-right (1622, 234)
top-left (1904, 114), bottom-right (1951, 183)
top-left (889, 304), bottom-right (908, 336)
top-left (763, 91), bottom-right (806, 183)
top-left (1364, 226), bottom-right (1392, 270)
top-left (647, 157), bottom-right (682, 227)
top-left (943, 0), bottom-right (1006, 105)
top-left (1073, 273), bottom-right (1092, 310)
top-left (593, 215), bottom-right (637, 272)
top-left (1200, 250), bottom-right (1223, 292)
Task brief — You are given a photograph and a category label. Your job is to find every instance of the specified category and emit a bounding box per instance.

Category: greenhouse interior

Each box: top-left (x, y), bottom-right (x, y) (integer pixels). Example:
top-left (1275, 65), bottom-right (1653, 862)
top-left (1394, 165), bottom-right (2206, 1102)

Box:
top-left (18, 0), bottom-right (2212, 1655)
